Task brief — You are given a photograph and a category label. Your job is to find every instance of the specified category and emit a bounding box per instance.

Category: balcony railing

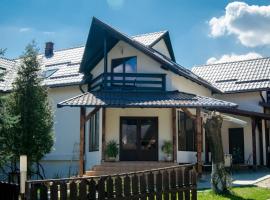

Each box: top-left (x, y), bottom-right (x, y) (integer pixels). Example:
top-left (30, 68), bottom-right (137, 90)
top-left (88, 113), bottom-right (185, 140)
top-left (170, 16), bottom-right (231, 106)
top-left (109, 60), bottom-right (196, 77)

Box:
top-left (89, 73), bottom-right (166, 92)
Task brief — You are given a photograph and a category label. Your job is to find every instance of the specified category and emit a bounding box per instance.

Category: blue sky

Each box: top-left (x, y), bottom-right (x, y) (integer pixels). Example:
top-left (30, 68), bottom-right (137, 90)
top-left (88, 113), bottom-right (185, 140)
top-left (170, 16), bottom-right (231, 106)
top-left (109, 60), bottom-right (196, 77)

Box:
top-left (1, 0), bottom-right (270, 67)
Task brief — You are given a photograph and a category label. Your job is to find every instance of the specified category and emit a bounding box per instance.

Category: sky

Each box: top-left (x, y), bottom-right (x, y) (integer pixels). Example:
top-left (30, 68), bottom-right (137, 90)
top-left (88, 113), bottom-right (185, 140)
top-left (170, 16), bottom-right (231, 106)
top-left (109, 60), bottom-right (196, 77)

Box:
top-left (1, 0), bottom-right (270, 68)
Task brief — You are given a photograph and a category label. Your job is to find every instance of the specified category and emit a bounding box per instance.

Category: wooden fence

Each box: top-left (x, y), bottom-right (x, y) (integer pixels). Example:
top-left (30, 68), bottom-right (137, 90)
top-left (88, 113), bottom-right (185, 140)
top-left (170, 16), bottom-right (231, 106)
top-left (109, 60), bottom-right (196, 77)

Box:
top-left (0, 181), bottom-right (19, 200)
top-left (25, 164), bottom-right (197, 200)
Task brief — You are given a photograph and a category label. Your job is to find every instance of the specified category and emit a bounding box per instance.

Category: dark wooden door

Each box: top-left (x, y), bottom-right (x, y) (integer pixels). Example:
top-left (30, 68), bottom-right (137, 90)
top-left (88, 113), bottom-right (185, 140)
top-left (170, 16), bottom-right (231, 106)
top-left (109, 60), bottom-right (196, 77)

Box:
top-left (120, 117), bottom-right (158, 161)
top-left (229, 128), bottom-right (244, 164)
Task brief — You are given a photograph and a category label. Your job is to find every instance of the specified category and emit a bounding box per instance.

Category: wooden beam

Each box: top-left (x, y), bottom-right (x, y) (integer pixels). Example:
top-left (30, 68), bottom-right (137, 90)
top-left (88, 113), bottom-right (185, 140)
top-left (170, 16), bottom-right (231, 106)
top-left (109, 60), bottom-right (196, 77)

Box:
top-left (85, 107), bottom-right (101, 122)
top-left (172, 108), bottom-right (177, 162)
top-left (252, 118), bottom-right (257, 167)
top-left (79, 107), bottom-right (86, 177)
top-left (181, 108), bottom-right (196, 120)
top-left (101, 108), bottom-right (106, 161)
top-left (196, 108), bottom-right (202, 175)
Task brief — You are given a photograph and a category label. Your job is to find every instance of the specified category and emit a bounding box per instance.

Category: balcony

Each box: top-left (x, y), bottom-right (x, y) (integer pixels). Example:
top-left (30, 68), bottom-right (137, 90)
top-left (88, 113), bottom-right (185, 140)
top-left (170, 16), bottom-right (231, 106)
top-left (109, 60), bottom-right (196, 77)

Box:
top-left (89, 73), bottom-right (166, 92)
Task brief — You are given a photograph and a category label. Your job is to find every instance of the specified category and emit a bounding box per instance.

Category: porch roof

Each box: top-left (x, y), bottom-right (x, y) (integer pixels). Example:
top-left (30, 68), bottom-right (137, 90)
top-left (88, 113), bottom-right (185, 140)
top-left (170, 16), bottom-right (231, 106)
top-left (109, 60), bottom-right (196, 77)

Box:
top-left (57, 90), bottom-right (237, 108)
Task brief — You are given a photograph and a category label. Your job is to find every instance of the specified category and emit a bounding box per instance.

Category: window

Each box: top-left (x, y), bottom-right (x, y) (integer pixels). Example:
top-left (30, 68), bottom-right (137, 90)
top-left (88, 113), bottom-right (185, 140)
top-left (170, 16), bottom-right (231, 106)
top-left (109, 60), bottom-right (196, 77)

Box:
top-left (89, 112), bottom-right (99, 152)
top-left (42, 69), bottom-right (58, 78)
top-left (111, 56), bottom-right (137, 74)
top-left (177, 111), bottom-right (196, 151)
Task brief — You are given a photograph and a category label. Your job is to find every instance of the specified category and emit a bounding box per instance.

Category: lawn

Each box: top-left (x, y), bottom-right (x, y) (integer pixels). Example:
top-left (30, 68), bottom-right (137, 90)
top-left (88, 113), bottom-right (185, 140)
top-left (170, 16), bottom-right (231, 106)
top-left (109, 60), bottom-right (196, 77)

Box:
top-left (198, 186), bottom-right (270, 200)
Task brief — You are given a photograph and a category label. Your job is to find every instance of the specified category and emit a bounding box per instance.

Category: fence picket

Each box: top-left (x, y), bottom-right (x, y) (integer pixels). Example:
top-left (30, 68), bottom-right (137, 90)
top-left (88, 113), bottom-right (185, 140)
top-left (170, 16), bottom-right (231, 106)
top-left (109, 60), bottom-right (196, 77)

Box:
top-left (69, 181), bottom-right (77, 200)
top-left (115, 175), bottom-right (123, 198)
top-left (30, 183), bottom-right (37, 200)
top-left (191, 169), bottom-right (197, 200)
top-left (148, 172), bottom-right (155, 200)
top-left (156, 171), bottom-right (162, 200)
top-left (98, 177), bottom-right (105, 200)
top-left (177, 168), bottom-right (184, 200)
top-left (88, 178), bottom-right (96, 200)
top-left (106, 176), bottom-right (114, 199)
top-left (50, 182), bottom-right (58, 200)
top-left (140, 173), bottom-right (147, 200)
top-left (184, 168), bottom-right (190, 200)
top-left (39, 183), bottom-right (48, 200)
top-left (131, 174), bottom-right (139, 199)
top-left (170, 169), bottom-right (177, 200)
top-left (79, 179), bottom-right (87, 200)
top-left (163, 170), bottom-right (169, 200)
top-left (60, 182), bottom-right (67, 200)
top-left (124, 175), bottom-right (131, 197)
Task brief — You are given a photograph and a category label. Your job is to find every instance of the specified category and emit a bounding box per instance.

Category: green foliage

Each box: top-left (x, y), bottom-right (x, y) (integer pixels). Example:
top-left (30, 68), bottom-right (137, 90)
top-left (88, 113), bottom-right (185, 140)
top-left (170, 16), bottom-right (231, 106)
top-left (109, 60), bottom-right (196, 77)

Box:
top-left (2, 41), bottom-right (54, 176)
top-left (198, 186), bottom-right (270, 200)
top-left (105, 140), bottom-right (119, 158)
top-left (161, 140), bottom-right (173, 156)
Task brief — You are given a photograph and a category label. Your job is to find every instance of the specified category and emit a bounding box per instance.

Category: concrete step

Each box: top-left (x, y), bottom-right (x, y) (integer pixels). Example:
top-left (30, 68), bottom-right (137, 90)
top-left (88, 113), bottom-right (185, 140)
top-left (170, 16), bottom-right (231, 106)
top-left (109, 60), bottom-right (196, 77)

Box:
top-left (85, 161), bottom-right (178, 177)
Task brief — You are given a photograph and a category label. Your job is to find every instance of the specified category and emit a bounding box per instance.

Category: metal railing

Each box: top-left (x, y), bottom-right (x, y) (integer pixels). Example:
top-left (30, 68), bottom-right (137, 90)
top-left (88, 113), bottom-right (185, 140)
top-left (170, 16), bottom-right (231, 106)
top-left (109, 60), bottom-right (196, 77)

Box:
top-left (89, 72), bottom-right (166, 92)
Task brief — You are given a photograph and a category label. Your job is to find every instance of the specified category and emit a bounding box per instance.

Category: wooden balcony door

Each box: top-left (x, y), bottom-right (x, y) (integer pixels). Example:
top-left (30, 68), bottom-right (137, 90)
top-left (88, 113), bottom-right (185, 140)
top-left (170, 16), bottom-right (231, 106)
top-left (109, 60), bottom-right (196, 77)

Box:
top-left (120, 117), bottom-right (158, 161)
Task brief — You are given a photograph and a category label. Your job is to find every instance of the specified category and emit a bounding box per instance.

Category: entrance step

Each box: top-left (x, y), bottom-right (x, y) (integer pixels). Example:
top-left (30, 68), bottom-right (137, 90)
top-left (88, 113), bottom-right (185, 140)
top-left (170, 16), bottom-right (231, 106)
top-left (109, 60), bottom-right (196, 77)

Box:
top-left (85, 161), bottom-right (178, 177)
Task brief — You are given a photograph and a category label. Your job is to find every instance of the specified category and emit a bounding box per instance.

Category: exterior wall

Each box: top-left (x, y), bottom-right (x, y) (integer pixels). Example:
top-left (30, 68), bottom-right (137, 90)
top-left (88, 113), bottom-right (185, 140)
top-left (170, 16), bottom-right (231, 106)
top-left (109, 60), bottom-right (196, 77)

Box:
top-left (90, 40), bottom-right (212, 97)
top-left (152, 39), bottom-right (171, 59)
top-left (214, 92), bottom-right (263, 113)
top-left (40, 86), bottom-right (85, 178)
top-left (220, 115), bottom-right (254, 165)
top-left (105, 108), bottom-right (173, 161)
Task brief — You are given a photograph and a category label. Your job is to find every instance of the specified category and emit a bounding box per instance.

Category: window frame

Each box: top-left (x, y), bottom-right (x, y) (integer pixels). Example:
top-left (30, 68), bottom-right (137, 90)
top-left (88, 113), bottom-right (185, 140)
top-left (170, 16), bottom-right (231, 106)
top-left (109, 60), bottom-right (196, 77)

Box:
top-left (89, 111), bottom-right (99, 152)
top-left (111, 56), bottom-right (137, 74)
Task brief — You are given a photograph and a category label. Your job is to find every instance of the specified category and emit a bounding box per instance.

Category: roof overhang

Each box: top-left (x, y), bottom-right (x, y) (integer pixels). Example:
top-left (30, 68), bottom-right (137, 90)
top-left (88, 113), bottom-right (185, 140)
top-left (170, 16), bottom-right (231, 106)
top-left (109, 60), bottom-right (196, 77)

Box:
top-left (215, 108), bottom-right (270, 120)
top-left (57, 90), bottom-right (237, 109)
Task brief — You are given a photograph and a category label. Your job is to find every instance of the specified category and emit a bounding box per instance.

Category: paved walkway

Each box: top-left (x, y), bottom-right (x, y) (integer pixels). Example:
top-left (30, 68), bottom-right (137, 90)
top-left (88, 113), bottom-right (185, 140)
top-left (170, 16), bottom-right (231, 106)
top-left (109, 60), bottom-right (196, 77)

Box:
top-left (198, 168), bottom-right (270, 189)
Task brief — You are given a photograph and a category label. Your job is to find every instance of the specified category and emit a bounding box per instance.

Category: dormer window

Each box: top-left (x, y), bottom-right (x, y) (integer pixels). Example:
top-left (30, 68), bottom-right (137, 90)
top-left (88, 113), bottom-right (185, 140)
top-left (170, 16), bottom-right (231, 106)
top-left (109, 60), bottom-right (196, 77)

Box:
top-left (111, 56), bottom-right (137, 73)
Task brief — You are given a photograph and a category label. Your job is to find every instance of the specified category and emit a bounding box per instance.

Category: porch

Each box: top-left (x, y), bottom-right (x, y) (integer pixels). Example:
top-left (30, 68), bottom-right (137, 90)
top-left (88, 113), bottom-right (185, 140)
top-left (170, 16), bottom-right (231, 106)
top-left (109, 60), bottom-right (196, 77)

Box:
top-left (57, 90), bottom-right (237, 177)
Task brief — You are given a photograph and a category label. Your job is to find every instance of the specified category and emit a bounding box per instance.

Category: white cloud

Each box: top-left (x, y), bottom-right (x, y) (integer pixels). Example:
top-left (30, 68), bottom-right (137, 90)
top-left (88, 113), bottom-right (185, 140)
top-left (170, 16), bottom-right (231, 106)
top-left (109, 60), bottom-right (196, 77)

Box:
top-left (19, 27), bottom-right (31, 32)
top-left (207, 52), bottom-right (262, 64)
top-left (106, 0), bottom-right (124, 10)
top-left (209, 2), bottom-right (270, 47)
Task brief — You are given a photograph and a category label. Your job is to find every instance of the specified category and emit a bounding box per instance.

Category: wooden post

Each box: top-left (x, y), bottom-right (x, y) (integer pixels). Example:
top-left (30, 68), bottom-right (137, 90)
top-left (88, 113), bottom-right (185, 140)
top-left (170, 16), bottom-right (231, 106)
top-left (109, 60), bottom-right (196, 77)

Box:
top-left (252, 118), bottom-right (257, 167)
top-left (172, 108), bottom-right (177, 162)
top-left (79, 107), bottom-right (86, 176)
top-left (196, 108), bottom-right (202, 175)
top-left (102, 108), bottom-right (106, 161)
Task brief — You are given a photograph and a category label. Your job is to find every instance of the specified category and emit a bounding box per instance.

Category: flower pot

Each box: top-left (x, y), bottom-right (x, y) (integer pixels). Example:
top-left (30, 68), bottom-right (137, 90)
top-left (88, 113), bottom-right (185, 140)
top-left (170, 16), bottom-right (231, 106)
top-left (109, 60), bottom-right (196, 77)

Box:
top-left (107, 157), bottom-right (116, 162)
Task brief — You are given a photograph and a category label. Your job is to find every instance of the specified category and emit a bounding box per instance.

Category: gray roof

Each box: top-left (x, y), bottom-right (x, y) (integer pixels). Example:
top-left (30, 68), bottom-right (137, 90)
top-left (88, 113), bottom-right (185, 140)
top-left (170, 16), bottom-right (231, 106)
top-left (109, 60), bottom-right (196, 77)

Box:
top-left (132, 31), bottom-right (167, 46)
top-left (57, 90), bottom-right (237, 108)
top-left (192, 57), bottom-right (270, 93)
top-left (0, 30), bottom-right (175, 92)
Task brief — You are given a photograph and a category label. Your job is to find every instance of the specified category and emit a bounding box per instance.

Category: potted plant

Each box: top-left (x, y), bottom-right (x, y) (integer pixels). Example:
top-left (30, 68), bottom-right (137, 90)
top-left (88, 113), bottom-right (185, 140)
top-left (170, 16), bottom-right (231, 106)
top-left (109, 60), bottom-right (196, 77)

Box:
top-left (162, 140), bottom-right (173, 161)
top-left (105, 140), bottom-right (119, 162)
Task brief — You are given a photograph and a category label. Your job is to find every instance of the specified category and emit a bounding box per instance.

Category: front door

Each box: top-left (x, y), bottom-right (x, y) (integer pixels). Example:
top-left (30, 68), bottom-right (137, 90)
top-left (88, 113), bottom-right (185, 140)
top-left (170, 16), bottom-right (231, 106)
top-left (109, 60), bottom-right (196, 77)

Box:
top-left (120, 117), bottom-right (158, 161)
top-left (229, 128), bottom-right (245, 164)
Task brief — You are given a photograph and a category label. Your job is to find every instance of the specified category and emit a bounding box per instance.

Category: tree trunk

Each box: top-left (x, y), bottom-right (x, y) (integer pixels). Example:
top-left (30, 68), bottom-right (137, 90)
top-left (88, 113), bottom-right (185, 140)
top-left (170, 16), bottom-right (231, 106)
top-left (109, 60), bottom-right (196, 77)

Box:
top-left (204, 112), bottom-right (230, 194)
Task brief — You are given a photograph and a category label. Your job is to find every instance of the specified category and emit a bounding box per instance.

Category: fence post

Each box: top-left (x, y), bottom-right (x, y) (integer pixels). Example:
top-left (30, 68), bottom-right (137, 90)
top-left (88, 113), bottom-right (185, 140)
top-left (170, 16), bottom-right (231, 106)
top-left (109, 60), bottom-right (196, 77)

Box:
top-left (20, 155), bottom-right (27, 200)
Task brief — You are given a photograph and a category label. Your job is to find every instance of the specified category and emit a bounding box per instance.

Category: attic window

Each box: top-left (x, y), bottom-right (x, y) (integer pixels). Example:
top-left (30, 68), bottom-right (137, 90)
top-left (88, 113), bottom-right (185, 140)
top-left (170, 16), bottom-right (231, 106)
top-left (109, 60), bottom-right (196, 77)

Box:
top-left (215, 79), bottom-right (238, 83)
top-left (43, 69), bottom-right (58, 78)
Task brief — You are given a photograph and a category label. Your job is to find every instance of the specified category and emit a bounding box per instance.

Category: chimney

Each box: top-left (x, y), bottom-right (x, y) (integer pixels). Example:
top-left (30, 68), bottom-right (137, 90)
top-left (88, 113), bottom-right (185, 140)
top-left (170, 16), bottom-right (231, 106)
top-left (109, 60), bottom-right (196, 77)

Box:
top-left (45, 42), bottom-right (54, 57)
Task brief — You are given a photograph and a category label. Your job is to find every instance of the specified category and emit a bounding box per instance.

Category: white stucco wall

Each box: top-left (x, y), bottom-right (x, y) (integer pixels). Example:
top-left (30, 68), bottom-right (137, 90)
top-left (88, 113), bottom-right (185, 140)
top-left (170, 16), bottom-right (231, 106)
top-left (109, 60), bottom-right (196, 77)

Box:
top-left (90, 40), bottom-right (212, 96)
top-left (105, 108), bottom-right (173, 161)
top-left (214, 92), bottom-right (263, 113)
top-left (40, 86), bottom-right (85, 178)
top-left (152, 39), bottom-right (171, 59)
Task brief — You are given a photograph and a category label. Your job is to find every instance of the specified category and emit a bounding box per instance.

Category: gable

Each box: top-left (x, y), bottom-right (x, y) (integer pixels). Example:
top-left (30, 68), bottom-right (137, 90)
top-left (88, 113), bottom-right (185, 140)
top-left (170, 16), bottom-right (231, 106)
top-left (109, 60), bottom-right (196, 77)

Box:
top-left (152, 39), bottom-right (171, 59)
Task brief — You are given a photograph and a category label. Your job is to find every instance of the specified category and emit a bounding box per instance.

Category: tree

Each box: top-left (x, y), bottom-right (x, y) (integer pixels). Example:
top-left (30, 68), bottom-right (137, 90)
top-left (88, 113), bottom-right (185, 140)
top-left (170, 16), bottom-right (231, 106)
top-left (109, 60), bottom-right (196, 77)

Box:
top-left (6, 42), bottom-right (54, 178)
top-left (204, 112), bottom-right (231, 194)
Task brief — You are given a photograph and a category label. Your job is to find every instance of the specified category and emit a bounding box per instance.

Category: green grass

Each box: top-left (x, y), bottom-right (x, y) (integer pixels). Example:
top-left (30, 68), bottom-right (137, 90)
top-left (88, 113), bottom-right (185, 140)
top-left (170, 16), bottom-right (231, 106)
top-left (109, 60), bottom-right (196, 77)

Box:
top-left (198, 186), bottom-right (270, 200)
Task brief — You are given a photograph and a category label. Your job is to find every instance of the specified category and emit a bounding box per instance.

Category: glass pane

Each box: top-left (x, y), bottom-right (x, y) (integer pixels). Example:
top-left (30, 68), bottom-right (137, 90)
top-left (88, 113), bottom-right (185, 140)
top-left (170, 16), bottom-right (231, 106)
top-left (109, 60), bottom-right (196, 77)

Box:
top-left (125, 57), bottom-right (137, 73)
top-left (122, 119), bottom-right (137, 150)
top-left (140, 119), bottom-right (156, 150)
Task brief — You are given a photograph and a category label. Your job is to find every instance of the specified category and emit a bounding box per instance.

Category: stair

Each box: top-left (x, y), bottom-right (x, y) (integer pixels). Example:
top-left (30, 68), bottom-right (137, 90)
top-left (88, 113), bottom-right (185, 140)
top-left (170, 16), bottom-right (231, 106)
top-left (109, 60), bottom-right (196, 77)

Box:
top-left (85, 161), bottom-right (178, 176)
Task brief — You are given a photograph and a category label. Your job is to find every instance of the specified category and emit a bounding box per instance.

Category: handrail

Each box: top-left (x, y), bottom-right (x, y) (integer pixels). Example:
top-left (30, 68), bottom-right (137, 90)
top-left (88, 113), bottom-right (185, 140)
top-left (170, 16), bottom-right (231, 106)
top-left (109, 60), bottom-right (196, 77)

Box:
top-left (89, 72), bottom-right (166, 92)
top-left (26, 163), bottom-right (194, 184)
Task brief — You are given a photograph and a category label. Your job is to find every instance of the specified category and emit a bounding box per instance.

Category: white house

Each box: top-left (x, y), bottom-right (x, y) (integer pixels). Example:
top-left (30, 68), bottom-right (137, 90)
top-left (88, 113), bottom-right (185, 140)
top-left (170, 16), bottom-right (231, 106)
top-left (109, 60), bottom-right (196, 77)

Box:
top-left (1, 17), bottom-right (269, 178)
